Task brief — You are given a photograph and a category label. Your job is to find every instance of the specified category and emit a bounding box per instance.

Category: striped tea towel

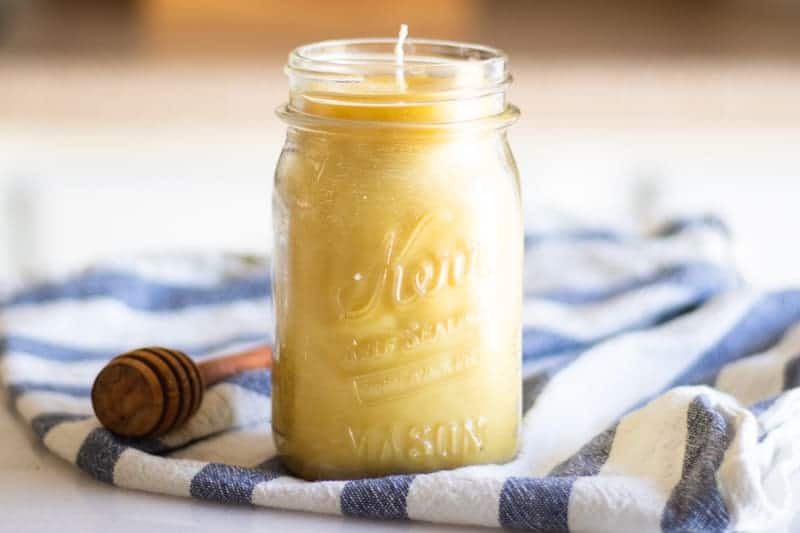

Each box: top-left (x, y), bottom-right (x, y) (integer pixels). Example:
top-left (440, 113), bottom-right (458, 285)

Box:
top-left (3, 214), bottom-right (800, 532)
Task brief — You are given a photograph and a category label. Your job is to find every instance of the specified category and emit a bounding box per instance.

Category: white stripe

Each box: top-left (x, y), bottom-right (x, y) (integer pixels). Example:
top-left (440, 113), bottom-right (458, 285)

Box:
top-left (96, 253), bottom-right (268, 286)
top-left (569, 387), bottom-right (695, 532)
top-left (158, 383), bottom-right (270, 449)
top-left (43, 418), bottom-right (99, 464)
top-left (718, 389), bottom-right (800, 531)
top-left (15, 391), bottom-right (93, 421)
top-left (406, 470), bottom-right (504, 527)
top-left (4, 298), bottom-right (269, 349)
top-left (251, 478), bottom-right (345, 515)
top-left (523, 353), bottom-right (573, 377)
top-left (525, 225), bottom-right (729, 293)
top-left (523, 282), bottom-right (696, 340)
top-left (756, 390), bottom-right (800, 445)
top-left (168, 422), bottom-right (275, 467)
top-left (114, 448), bottom-right (205, 497)
top-left (513, 290), bottom-right (758, 475)
top-left (12, 254), bottom-right (267, 291)
top-left (569, 476), bottom-right (666, 533)
top-left (715, 322), bottom-right (800, 406)
top-left (2, 353), bottom-right (105, 387)
top-left (601, 387), bottom-right (693, 490)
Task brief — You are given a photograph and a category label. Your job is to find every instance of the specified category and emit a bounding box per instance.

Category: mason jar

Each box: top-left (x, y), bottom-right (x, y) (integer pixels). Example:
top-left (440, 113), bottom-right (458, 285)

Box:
top-left (272, 38), bottom-right (522, 480)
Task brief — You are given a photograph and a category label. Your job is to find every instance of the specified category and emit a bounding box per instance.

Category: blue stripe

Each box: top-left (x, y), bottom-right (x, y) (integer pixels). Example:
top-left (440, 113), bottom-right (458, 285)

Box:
top-left (664, 291), bottom-right (800, 390)
top-left (3, 336), bottom-right (110, 361)
top-left (341, 475), bottom-right (415, 520)
top-left (523, 329), bottom-right (589, 360)
top-left (74, 429), bottom-right (167, 478)
top-left (76, 428), bottom-right (130, 484)
top-left (530, 262), bottom-right (736, 304)
top-left (31, 412), bottom-right (91, 441)
top-left (75, 428), bottom-right (171, 482)
top-left (550, 424), bottom-right (618, 477)
top-left (522, 355), bottom-right (579, 412)
top-left (498, 476), bottom-right (573, 531)
top-left (692, 370), bottom-right (722, 387)
top-left (523, 279), bottom-right (723, 362)
top-left (7, 382), bottom-right (92, 405)
top-left (661, 395), bottom-right (735, 533)
top-left (220, 369), bottom-right (271, 396)
top-left (525, 215), bottom-right (728, 250)
top-left (255, 456), bottom-right (289, 477)
top-left (190, 462), bottom-right (283, 504)
top-left (4, 270), bottom-right (270, 311)
top-left (750, 395), bottom-right (780, 416)
top-left (525, 228), bottom-right (621, 247)
top-left (2, 331), bottom-right (269, 362)
top-left (782, 355), bottom-right (800, 390)
top-left (524, 215), bottom-right (727, 251)
top-left (654, 215), bottom-right (730, 238)
top-left (522, 371), bottom-right (557, 413)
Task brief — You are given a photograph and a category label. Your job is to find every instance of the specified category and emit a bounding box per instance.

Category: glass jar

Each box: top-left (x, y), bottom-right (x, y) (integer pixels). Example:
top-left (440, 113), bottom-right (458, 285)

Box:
top-left (272, 38), bottom-right (522, 480)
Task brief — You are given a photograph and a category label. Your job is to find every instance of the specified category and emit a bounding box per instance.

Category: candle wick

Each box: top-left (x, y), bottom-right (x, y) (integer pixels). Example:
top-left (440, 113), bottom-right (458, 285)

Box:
top-left (394, 24), bottom-right (408, 91)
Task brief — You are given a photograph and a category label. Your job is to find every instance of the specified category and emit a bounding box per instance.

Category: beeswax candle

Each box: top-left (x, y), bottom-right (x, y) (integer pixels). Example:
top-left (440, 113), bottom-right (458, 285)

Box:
top-left (273, 29), bottom-right (522, 480)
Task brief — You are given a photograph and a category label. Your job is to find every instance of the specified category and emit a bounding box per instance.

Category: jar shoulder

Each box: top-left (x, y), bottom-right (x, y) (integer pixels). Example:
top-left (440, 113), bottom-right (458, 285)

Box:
top-left (274, 131), bottom-right (520, 199)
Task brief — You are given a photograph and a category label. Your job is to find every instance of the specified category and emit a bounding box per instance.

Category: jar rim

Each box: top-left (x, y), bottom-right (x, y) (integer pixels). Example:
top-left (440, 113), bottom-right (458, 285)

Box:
top-left (286, 38), bottom-right (510, 92)
top-left (282, 38), bottom-right (516, 127)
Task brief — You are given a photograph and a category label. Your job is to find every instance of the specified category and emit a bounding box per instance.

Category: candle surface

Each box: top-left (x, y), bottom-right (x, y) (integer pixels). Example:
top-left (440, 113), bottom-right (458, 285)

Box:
top-left (273, 36), bottom-right (521, 480)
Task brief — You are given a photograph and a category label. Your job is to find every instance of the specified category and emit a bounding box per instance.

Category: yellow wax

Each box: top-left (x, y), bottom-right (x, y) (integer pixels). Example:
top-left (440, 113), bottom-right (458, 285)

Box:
top-left (295, 72), bottom-right (502, 124)
top-left (273, 74), bottom-right (522, 480)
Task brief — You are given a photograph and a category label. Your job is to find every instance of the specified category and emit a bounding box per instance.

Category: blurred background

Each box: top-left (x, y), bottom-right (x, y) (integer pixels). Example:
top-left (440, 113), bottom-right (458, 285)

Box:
top-left (1, 0), bottom-right (799, 286)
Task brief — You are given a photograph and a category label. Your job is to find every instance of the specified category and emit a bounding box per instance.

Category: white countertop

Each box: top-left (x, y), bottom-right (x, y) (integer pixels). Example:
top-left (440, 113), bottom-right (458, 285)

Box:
top-left (0, 398), bottom-right (485, 533)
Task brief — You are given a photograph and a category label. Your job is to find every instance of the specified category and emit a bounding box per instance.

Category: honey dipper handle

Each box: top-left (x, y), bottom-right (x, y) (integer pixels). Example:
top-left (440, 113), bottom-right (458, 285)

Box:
top-left (197, 345), bottom-right (273, 387)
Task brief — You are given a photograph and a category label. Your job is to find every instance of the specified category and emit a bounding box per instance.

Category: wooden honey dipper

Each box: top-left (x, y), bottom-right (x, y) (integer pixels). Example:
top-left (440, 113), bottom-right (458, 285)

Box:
top-left (91, 345), bottom-right (272, 438)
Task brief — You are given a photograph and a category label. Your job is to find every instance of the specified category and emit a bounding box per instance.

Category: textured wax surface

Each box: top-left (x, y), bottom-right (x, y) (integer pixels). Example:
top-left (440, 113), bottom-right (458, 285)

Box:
top-left (272, 129), bottom-right (522, 479)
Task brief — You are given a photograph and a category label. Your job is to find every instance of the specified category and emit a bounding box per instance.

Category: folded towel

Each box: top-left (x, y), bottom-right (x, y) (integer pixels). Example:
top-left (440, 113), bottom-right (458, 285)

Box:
top-left (3, 214), bottom-right (800, 532)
